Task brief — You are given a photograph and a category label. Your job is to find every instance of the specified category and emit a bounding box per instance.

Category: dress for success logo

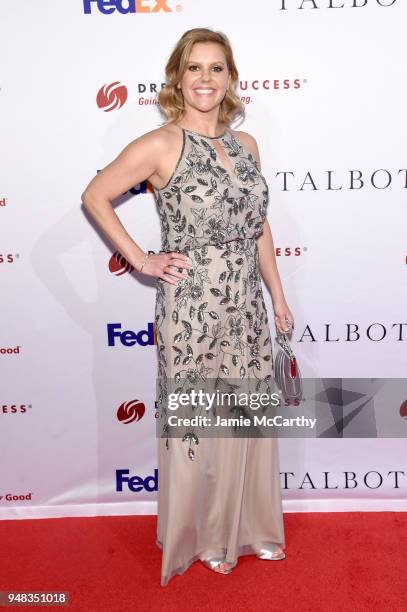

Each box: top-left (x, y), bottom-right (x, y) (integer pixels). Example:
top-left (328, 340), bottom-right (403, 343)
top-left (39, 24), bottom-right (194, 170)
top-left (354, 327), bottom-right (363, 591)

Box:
top-left (117, 399), bottom-right (146, 424)
top-left (96, 82), bottom-right (128, 111)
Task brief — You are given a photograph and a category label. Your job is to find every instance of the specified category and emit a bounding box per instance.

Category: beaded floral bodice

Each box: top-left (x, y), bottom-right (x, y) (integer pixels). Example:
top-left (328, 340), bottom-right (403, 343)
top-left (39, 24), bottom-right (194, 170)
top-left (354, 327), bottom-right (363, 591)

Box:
top-left (152, 128), bottom-right (269, 253)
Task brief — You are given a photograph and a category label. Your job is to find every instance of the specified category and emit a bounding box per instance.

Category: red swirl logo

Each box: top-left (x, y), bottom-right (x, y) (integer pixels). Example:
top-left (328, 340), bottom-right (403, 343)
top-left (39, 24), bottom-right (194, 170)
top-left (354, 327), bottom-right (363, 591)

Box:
top-left (96, 82), bottom-right (128, 112)
top-left (109, 251), bottom-right (134, 276)
top-left (400, 400), bottom-right (407, 419)
top-left (117, 400), bottom-right (145, 424)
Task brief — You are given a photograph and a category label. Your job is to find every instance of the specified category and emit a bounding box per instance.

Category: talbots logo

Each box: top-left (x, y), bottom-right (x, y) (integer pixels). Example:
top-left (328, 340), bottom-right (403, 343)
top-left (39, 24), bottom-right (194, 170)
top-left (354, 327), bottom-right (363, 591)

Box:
top-left (83, 0), bottom-right (173, 14)
top-left (278, 0), bottom-right (397, 10)
top-left (96, 82), bottom-right (128, 112)
top-left (117, 399), bottom-right (145, 424)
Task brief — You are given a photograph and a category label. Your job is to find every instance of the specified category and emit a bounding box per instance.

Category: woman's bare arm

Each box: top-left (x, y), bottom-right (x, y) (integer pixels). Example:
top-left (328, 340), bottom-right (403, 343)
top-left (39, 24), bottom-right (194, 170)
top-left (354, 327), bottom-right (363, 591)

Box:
top-left (256, 218), bottom-right (285, 302)
top-left (81, 129), bottom-right (192, 281)
top-left (236, 130), bottom-right (294, 332)
top-left (81, 130), bottom-right (164, 270)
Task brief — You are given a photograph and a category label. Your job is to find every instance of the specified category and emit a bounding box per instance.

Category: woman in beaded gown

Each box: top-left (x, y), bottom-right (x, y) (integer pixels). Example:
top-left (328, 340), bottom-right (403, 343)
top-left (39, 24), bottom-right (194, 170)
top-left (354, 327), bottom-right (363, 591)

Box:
top-left (154, 125), bottom-right (288, 586)
top-left (152, 30), bottom-right (294, 587)
top-left (81, 27), bottom-right (294, 588)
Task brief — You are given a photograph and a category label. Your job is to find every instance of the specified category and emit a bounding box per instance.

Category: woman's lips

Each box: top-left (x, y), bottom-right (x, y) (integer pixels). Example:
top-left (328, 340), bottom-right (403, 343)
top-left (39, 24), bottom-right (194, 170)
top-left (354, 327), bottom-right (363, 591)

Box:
top-left (193, 88), bottom-right (216, 96)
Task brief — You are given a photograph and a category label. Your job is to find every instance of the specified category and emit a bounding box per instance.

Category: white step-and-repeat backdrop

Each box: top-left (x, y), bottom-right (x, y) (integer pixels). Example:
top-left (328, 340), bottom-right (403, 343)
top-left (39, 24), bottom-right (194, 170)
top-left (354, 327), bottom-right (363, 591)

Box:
top-left (1, 0), bottom-right (406, 519)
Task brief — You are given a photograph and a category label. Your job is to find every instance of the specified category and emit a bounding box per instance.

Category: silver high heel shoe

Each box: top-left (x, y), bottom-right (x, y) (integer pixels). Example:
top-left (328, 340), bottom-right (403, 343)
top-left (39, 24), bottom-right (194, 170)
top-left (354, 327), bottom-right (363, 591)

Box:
top-left (201, 556), bottom-right (234, 574)
top-left (256, 543), bottom-right (286, 560)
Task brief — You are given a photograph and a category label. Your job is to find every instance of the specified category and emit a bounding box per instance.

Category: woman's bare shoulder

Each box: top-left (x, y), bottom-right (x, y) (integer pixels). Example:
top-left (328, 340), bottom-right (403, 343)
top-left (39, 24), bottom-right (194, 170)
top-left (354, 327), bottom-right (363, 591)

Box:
top-left (229, 127), bottom-right (258, 147)
top-left (130, 122), bottom-right (182, 152)
top-left (228, 128), bottom-right (261, 164)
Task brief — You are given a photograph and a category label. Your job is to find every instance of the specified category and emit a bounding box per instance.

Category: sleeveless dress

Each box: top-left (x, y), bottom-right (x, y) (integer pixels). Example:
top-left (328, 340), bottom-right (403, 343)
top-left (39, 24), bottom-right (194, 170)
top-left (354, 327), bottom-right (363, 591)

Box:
top-left (152, 126), bottom-right (285, 586)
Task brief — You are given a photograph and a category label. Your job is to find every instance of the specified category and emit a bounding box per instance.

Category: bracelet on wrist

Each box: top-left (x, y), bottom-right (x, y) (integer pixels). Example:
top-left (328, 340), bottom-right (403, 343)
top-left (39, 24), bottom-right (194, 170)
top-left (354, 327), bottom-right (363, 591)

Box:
top-left (139, 250), bottom-right (155, 273)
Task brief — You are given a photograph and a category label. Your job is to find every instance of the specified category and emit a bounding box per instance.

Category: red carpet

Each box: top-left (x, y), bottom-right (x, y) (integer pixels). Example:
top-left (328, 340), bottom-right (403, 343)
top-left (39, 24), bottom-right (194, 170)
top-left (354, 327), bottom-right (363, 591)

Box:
top-left (0, 512), bottom-right (406, 612)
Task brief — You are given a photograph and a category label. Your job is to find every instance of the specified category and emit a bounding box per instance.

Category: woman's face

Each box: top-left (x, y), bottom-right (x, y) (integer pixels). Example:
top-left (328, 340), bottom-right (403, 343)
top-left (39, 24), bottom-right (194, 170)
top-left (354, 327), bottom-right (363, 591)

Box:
top-left (177, 42), bottom-right (230, 117)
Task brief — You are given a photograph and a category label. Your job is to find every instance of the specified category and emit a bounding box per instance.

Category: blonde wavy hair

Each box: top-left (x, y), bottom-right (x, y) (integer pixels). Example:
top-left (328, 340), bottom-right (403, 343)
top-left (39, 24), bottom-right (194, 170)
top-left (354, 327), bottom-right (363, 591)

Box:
top-left (157, 27), bottom-right (244, 127)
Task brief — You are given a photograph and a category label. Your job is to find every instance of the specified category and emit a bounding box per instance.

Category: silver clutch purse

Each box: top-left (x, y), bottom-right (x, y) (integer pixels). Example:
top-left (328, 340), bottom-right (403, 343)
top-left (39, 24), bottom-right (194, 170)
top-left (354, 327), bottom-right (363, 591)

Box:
top-left (274, 332), bottom-right (303, 405)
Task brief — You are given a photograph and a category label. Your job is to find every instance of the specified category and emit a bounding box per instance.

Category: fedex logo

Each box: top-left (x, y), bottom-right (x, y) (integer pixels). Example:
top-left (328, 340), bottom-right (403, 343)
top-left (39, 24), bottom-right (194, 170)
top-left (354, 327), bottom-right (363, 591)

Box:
top-left (97, 170), bottom-right (153, 194)
top-left (107, 322), bottom-right (157, 347)
top-left (116, 468), bottom-right (158, 492)
top-left (83, 0), bottom-right (172, 14)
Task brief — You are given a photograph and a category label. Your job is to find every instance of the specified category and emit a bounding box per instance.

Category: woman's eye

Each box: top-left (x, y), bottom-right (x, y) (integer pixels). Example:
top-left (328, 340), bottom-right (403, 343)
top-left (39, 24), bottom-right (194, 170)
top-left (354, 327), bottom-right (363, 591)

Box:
top-left (188, 65), bottom-right (224, 72)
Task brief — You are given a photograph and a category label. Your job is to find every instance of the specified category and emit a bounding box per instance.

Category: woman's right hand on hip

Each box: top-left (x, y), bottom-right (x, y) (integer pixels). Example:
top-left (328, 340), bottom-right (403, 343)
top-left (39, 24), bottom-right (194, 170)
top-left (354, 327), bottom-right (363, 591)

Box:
top-left (139, 251), bottom-right (193, 285)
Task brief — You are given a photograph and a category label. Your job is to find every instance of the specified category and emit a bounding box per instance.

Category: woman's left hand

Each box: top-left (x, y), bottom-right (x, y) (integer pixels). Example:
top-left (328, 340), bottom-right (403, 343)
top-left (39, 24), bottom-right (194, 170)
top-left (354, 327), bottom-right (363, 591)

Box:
top-left (273, 298), bottom-right (294, 335)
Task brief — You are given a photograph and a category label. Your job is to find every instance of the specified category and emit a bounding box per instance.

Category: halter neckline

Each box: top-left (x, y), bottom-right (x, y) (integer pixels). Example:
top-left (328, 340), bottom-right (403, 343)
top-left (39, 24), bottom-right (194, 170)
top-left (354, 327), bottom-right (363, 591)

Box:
top-left (181, 127), bottom-right (228, 140)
